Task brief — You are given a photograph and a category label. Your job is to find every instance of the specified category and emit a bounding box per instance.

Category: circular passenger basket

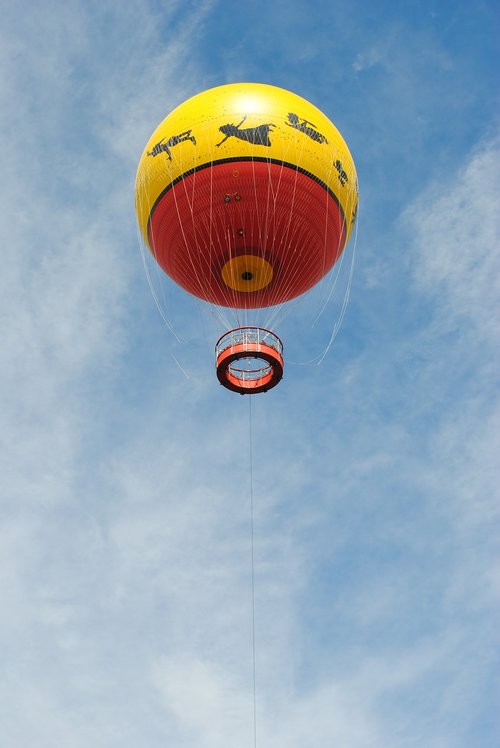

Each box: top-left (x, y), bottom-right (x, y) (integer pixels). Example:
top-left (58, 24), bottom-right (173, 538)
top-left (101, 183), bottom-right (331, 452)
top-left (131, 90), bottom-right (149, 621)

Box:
top-left (215, 327), bottom-right (284, 394)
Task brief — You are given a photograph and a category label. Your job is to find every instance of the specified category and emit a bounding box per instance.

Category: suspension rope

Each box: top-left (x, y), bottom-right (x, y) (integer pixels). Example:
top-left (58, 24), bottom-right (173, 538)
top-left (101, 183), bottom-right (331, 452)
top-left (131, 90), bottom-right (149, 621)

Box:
top-left (248, 395), bottom-right (257, 748)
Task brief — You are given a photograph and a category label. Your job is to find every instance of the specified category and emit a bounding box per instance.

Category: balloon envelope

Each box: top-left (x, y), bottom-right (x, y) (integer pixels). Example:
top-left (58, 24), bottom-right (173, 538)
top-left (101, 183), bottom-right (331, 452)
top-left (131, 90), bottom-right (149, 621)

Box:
top-left (135, 83), bottom-right (358, 309)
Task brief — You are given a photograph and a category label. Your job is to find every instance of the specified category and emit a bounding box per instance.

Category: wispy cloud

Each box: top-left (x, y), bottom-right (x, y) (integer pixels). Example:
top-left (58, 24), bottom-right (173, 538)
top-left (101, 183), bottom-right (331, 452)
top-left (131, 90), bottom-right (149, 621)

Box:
top-left (407, 134), bottom-right (499, 341)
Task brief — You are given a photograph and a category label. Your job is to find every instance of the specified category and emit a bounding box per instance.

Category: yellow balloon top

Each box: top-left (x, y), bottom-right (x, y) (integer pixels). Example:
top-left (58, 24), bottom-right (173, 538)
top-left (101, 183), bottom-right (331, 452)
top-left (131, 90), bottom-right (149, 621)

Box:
top-left (135, 82), bottom-right (358, 246)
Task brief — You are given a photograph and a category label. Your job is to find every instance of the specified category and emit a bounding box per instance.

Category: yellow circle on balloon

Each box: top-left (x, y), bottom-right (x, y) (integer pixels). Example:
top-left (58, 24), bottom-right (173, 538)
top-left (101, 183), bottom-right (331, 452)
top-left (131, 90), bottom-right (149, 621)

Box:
top-left (221, 255), bottom-right (274, 292)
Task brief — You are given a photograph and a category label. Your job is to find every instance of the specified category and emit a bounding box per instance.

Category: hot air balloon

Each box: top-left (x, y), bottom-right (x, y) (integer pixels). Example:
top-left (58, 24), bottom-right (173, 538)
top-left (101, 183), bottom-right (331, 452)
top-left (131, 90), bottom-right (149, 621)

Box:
top-left (135, 83), bottom-right (358, 393)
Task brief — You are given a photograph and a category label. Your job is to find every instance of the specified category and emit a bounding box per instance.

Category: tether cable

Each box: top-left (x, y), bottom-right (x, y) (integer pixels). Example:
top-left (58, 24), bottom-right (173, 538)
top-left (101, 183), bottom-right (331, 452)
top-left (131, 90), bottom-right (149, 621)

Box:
top-left (249, 395), bottom-right (257, 748)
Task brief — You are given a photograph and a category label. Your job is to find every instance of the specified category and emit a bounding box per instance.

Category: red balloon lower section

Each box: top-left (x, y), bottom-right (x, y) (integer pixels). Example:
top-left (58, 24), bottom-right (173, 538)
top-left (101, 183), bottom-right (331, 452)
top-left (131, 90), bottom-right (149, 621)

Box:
top-left (147, 159), bottom-right (346, 308)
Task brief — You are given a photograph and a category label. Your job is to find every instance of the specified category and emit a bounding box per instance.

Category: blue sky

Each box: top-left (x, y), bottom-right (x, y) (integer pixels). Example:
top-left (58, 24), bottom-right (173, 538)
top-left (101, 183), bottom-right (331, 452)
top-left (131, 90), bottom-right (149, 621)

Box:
top-left (0, 1), bottom-right (498, 746)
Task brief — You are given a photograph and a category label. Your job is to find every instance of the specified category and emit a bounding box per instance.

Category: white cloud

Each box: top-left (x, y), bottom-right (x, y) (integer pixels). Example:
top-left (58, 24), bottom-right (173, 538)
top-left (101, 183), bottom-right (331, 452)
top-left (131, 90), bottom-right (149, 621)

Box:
top-left (152, 654), bottom-right (254, 746)
top-left (406, 134), bottom-right (500, 341)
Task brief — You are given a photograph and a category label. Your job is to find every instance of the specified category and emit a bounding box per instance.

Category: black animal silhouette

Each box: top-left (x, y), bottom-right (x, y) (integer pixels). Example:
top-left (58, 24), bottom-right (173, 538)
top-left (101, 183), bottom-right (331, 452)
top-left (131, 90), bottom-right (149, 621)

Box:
top-left (147, 130), bottom-right (196, 160)
top-left (286, 112), bottom-right (328, 144)
top-left (216, 116), bottom-right (275, 147)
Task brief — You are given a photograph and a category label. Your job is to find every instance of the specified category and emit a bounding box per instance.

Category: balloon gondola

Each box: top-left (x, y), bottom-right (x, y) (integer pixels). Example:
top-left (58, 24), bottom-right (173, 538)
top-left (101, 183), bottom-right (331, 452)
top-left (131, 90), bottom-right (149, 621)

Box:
top-left (135, 83), bottom-right (358, 393)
